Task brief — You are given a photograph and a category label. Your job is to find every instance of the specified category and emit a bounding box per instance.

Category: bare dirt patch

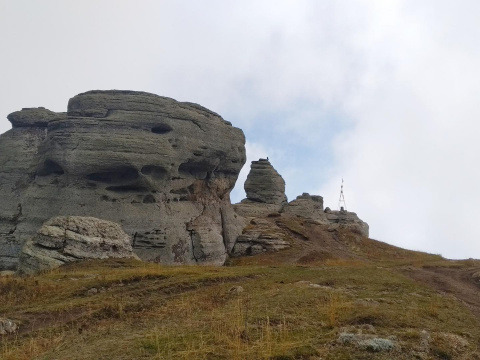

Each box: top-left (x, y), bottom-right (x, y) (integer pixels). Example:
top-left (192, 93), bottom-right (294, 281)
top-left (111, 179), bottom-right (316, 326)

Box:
top-left (402, 265), bottom-right (480, 320)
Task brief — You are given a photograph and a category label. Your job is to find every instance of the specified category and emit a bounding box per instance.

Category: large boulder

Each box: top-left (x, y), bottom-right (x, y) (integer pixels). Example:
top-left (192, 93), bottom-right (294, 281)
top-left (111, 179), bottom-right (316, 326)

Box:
top-left (0, 90), bottom-right (246, 270)
top-left (234, 158), bottom-right (287, 217)
top-left (243, 158), bottom-right (287, 205)
top-left (18, 216), bottom-right (138, 274)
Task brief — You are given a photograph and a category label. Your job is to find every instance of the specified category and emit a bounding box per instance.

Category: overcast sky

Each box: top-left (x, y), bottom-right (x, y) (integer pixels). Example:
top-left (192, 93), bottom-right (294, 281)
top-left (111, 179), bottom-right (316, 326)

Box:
top-left (1, 0), bottom-right (479, 259)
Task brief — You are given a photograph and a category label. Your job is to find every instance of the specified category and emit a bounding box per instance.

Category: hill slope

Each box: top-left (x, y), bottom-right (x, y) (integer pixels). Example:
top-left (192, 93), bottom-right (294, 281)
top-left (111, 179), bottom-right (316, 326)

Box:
top-left (2, 217), bottom-right (480, 360)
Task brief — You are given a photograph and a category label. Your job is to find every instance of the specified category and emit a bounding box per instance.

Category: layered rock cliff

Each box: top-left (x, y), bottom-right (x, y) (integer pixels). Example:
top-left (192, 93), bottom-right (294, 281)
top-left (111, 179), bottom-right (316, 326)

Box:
top-left (0, 90), bottom-right (246, 270)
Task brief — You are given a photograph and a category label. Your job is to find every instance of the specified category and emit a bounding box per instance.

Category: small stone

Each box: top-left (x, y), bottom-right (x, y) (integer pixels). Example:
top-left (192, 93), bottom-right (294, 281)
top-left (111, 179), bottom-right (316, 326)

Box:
top-left (228, 286), bottom-right (244, 294)
top-left (87, 287), bottom-right (98, 295)
top-left (0, 318), bottom-right (18, 335)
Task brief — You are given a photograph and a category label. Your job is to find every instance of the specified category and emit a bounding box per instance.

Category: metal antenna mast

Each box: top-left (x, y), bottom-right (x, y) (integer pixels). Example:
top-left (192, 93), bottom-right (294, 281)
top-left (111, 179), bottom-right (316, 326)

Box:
top-left (338, 178), bottom-right (347, 211)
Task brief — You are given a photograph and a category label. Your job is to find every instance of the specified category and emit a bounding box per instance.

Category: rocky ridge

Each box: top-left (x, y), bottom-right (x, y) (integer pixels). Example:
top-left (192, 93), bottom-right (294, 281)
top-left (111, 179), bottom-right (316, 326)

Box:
top-left (232, 160), bottom-right (368, 256)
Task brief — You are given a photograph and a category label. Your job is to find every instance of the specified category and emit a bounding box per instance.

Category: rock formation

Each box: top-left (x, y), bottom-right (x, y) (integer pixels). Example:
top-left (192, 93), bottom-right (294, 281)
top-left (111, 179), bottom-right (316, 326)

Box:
top-left (18, 216), bottom-right (138, 274)
top-left (323, 208), bottom-right (369, 237)
top-left (234, 159), bottom-right (287, 217)
top-left (232, 217), bottom-right (291, 256)
top-left (233, 161), bottom-right (369, 256)
top-left (283, 193), bottom-right (325, 220)
top-left (0, 90), bottom-right (246, 270)
top-left (243, 158), bottom-right (287, 204)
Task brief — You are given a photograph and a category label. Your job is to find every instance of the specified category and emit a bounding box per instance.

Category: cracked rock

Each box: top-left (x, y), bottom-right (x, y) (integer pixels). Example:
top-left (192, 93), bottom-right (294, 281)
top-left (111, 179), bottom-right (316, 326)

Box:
top-left (17, 216), bottom-right (139, 274)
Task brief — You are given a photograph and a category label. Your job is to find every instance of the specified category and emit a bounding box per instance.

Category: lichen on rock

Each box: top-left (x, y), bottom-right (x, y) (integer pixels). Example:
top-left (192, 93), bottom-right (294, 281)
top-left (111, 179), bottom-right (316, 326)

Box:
top-left (18, 216), bottom-right (139, 274)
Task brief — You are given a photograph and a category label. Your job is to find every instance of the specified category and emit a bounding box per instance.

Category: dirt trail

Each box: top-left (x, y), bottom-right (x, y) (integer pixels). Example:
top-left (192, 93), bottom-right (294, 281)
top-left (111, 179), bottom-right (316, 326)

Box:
top-left (402, 265), bottom-right (480, 320)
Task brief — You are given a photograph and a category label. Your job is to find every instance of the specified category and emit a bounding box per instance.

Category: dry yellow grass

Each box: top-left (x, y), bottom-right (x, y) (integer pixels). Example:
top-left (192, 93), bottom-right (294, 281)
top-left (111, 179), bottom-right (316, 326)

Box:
top-left (1, 258), bottom-right (480, 359)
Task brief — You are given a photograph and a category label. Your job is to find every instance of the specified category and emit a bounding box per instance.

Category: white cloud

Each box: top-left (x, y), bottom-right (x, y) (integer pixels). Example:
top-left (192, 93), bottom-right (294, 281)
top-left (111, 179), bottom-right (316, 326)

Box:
top-left (318, 0), bottom-right (480, 258)
top-left (1, 0), bottom-right (480, 259)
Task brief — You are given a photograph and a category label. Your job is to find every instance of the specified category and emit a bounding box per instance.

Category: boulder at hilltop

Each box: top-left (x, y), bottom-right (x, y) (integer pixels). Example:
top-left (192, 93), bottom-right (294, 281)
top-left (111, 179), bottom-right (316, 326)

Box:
top-left (235, 159), bottom-right (287, 217)
top-left (324, 209), bottom-right (369, 237)
top-left (243, 159), bottom-right (287, 205)
top-left (283, 193), bottom-right (325, 220)
top-left (18, 216), bottom-right (138, 274)
top-left (0, 90), bottom-right (246, 270)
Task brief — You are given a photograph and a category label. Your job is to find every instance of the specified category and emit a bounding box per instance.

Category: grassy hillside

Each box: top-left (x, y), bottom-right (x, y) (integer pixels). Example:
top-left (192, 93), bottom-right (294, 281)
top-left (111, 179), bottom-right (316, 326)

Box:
top-left (2, 217), bottom-right (480, 359)
top-left (2, 251), bottom-right (480, 359)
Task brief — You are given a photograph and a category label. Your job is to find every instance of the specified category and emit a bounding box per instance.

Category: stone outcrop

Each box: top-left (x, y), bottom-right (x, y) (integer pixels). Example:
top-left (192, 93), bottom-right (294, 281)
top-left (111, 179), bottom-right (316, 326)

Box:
top-left (283, 193), bottom-right (324, 220)
top-left (232, 218), bottom-right (290, 256)
top-left (284, 194), bottom-right (369, 237)
top-left (233, 163), bottom-right (369, 257)
top-left (233, 158), bottom-right (369, 258)
top-left (0, 90), bottom-right (246, 270)
top-left (234, 159), bottom-right (287, 217)
top-left (324, 208), bottom-right (369, 237)
top-left (18, 216), bottom-right (138, 274)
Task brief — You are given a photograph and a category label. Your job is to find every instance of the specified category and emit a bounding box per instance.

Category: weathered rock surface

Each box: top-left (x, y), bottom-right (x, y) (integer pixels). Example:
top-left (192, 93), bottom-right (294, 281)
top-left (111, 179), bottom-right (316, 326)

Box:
top-left (283, 193), bottom-right (369, 237)
top-left (233, 202), bottom-right (283, 218)
top-left (243, 159), bottom-right (287, 205)
top-left (0, 90), bottom-right (246, 269)
top-left (18, 216), bottom-right (138, 274)
top-left (234, 158), bottom-right (369, 250)
top-left (235, 159), bottom-right (287, 217)
top-left (234, 173), bottom-right (369, 257)
top-left (0, 318), bottom-right (18, 335)
top-left (283, 193), bottom-right (324, 219)
top-left (324, 209), bottom-right (369, 237)
top-left (232, 218), bottom-right (291, 256)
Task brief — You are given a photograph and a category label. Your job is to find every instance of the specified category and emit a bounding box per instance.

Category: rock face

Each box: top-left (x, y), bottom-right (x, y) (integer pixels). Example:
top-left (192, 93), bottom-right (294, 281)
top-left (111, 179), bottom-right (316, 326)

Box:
top-left (0, 90), bottom-right (246, 270)
top-left (232, 218), bottom-right (291, 256)
top-left (324, 208), bottom-right (369, 237)
top-left (283, 193), bottom-right (324, 220)
top-left (284, 194), bottom-right (369, 237)
top-left (18, 216), bottom-right (138, 274)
